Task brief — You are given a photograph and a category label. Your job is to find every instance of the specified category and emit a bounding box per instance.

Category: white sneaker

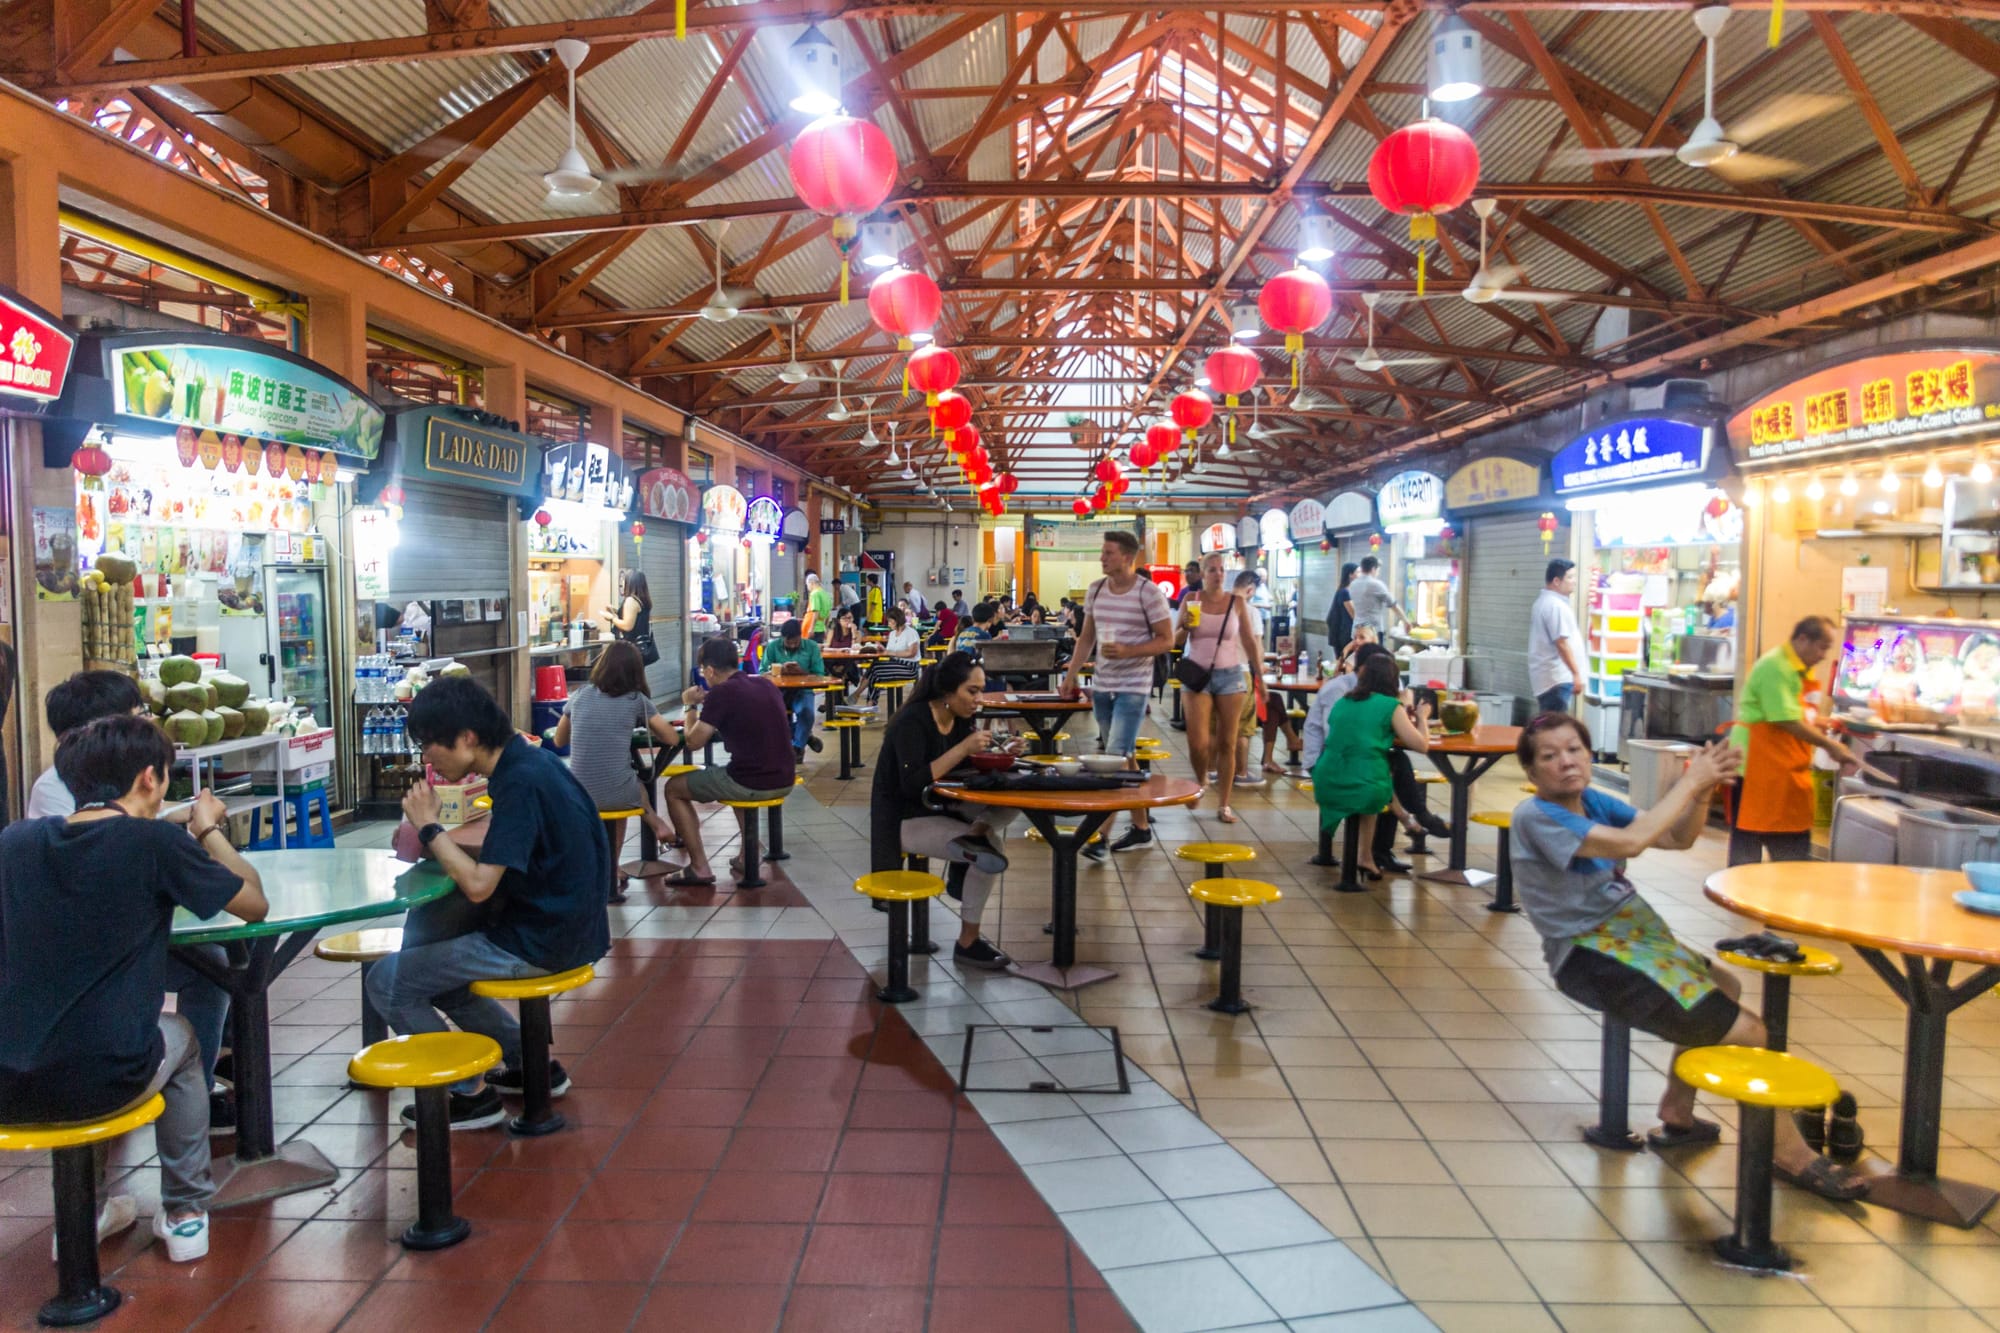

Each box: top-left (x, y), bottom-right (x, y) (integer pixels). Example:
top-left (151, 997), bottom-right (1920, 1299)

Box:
top-left (51, 1194), bottom-right (137, 1262)
top-left (151, 1208), bottom-right (209, 1263)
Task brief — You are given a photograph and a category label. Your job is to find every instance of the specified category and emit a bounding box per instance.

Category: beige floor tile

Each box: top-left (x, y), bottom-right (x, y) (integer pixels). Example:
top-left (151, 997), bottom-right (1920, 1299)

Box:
top-left (1302, 1099), bottom-right (1423, 1141)
top-left (1901, 1246), bottom-right (2000, 1305)
top-left (1252, 1008), bottom-right (1354, 1037)
top-left (1232, 1136), bottom-right (1337, 1184)
top-left (1418, 1303), bottom-right (1561, 1333)
top-left (1465, 1185), bottom-right (1622, 1240)
top-left (1355, 1037), bottom-right (1464, 1069)
top-left (1447, 1038), bottom-right (1560, 1070)
top-left (1374, 1238), bottom-right (1540, 1303)
top-left (1781, 1241), bottom-right (1962, 1307)
top-left (1625, 1240), bottom-right (1822, 1306)
top-left (1548, 1305), bottom-right (1705, 1333)
top-left (1505, 1239), bottom-right (1686, 1304)
top-left (1838, 1310), bottom-right (1995, 1333)
top-left (1116, 1034), bottom-right (1185, 1068)
top-left (1403, 1100), bottom-right (1532, 1143)
top-left (1259, 1035), bottom-right (1368, 1067)
top-left (1379, 1067), bottom-right (1499, 1104)
top-left (1074, 1006), bottom-right (1172, 1034)
top-left (1286, 1065), bottom-right (1395, 1101)
top-left (1433, 1140), bottom-right (1574, 1189)
top-left (1182, 1064), bottom-right (1295, 1100)
top-left (1346, 1183), bottom-right (1492, 1239)
top-left (1197, 1097), bottom-right (1314, 1139)
top-left (1542, 1142), bottom-right (1695, 1191)
top-left (1684, 1308), bottom-right (1851, 1333)
top-left (1282, 1182), bottom-right (1361, 1237)
top-left (1320, 1138), bottom-right (1454, 1186)
top-left (1424, 1012), bottom-right (1530, 1041)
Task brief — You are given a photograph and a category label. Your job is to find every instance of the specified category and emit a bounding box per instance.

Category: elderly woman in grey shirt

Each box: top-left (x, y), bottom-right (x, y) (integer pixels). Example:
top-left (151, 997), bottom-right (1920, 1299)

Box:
top-left (1510, 712), bottom-right (1861, 1201)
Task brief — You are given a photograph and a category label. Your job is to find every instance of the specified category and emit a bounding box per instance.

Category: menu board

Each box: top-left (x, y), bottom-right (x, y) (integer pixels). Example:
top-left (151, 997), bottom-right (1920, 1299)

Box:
top-left (1835, 614), bottom-right (2000, 725)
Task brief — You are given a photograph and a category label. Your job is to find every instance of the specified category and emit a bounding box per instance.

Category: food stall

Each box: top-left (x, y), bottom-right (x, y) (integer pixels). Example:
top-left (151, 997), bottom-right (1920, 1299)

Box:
top-left (1256, 508), bottom-right (1295, 648)
top-left (527, 440), bottom-right (634, 661)
top-left (745, 494), bottom-right (784, 625)
top-left (1287, 498), bottom-right (1326, 658)
top-left (1375, 469), bottom-right (1456, 654)
top-left (1298, 490), bottom-right (1376, 665)
top-left (694, 483), bottom-right (749, 657)
top-left (353, 405), bottom-right (544, 805)
top-left (1551, 413), bottom-right (1737, 751)
top-left (1448, 452), bottom-right (1551, 711)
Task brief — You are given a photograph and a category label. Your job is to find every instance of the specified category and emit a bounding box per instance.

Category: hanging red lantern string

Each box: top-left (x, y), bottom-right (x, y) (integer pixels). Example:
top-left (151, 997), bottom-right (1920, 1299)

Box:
top-left (1259, 267), bottom-right (1333, 389)
top-left (1072, 497), bottom-right (1091, 518)
top-left (1145, 420), bottom-right (1180, 470)
top-left (1367, 117), bottom-right (1480, 296)
top-left (999, 472), bottom-right (1020, 495)
top-left (906, 343), bottom-right (960, 408)
top-left (1130, 439), bottom-right (1156, 471)
top-left (931, 390), bottom-right (971, 445)
top-left (869, 268), bottom-right (942, 390)
top-left (1204, 346), bottom-right (1260, 442)
top-left (71, 443), bottom-right (113, 477)
top-left (1170, 389), bottom-right (1214, 446)
top-left (788, 115), bottom-right (898, 304)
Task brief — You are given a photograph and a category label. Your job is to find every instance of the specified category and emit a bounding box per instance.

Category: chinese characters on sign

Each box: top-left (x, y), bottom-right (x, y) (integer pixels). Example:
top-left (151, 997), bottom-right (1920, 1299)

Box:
top-left (1444, 456), bottom-right (1541, 510)
top-left (0, 292), bottom-right (75, 403)
top-left (1727, 349), bottom-right (2000, 464)
top-left (1550, 417), bottom-right (1710, 496)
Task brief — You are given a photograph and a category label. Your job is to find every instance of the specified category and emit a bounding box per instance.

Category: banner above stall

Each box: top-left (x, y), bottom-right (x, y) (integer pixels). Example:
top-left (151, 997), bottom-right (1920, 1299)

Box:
top-left (1377, 470), bottom-right (1446, 532)
top-left (363, 406), bottom-right (545, 507)
top-left (1551, 415), bottom-right (1719, 496)
top-left (1198, 521), bottom-right (1234, 554)
top-left (1445, 454), bottom-right (1544, 512)
top-left (638, 466), bottom-right (701, 525)
top-left (543, 441), bottom-right (634, 517)
top-left (1322, 490), bottom-right (1375, 534)
top-left (1727, 345), bottom-right (2000, 468)
top-left (1288, 498), bottom-right (1325, 543)
top-left (0, 288), bottom-right (75, 407)
top-left (80, 332), bottom-right (383, 461)
top-left (702, 483), bottom-right (747, 534)
top-left (745, 496), bottom-right (783, 541)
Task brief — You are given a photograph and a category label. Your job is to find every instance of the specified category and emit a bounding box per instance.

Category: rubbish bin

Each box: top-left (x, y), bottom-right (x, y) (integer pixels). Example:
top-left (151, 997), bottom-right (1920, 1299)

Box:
top-left (1626, 739), bottom-right (1696, 809)
top-left (1896, 807), bottom-right (2000, 870)
top-left (1829, 795), bottom-right (1903, 864)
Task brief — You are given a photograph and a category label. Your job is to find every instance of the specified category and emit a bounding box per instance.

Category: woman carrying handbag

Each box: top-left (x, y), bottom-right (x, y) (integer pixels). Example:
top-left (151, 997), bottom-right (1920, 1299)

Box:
top-left (1175, 552), bottom-right (1267, 823)
top-left (602, 570), bottom-right (660, 668)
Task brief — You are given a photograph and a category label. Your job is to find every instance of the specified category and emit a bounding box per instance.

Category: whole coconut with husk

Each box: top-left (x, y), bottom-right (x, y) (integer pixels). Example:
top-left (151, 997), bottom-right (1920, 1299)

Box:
top-left (165, 710), bottom-right (208, 746)
top-left (210, 673), bottom-right (251, 709)
top-left (201, 710), bottom-right (225, 745)
top-left (215, 706), bottom-right (245, 739)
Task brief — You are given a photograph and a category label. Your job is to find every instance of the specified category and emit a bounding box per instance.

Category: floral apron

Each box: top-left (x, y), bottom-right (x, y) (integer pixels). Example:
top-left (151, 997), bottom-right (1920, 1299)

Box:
top-left (1569, 895), bottom-right (1717, 1011)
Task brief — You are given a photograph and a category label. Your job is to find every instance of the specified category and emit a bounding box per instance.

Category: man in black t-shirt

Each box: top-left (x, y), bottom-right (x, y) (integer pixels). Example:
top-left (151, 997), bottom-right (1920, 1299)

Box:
top-left (375, 678), bottom-right (611, 1130)
top-left (0, 715), bottom-right (267, 1263)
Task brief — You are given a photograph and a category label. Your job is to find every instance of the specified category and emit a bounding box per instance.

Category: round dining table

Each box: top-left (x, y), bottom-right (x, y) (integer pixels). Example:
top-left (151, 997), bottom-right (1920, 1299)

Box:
top-left (172, 849), bottom-right (454, 1207)
top-left (978, 690), bottom-right (1092, 756)
top-left (1705, 861), bottom-right (2000, 1227)
top-left (939, 774), bottom-right (1202, 989)
top-left (1420, 725), bottom-right (1523, 889)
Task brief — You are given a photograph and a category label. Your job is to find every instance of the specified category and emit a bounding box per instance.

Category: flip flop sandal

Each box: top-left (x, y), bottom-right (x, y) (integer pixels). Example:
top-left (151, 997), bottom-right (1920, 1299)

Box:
top-left (1646, 1118), bottom-right (1723, 1150)
top-left (1777, 1154), bottom-right (1867, 1202)
top-left (663, 870), bottom-right (716, 887)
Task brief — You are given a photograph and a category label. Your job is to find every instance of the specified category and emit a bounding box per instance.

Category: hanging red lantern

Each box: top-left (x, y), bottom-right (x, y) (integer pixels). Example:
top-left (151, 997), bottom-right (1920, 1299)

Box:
top-left (1368, 532), bottom-right (1383, 553)
top-left (1170, 389), bottom-right (1214, 442)
top-left (968, 457), bottom-right (993, 487)
top-left (868, 268), bottom-right (942, 349)
top-left (696, 529), bottom-right (710, 544)
top-left (931, 389), bottom-right (971, 443)
top-left (1145, 420), bottom-right (1180, 465)
top-left (1205, 346), bottom-right (1260, 443)
top-left (1130, 440), bottom-right (1156, 470)
top-left (632, 520), bottom-right (646, 553)
top-left (955, 427), bottom-right (983, 461)
top-left (1537, 510), bottom-right (1559, 552)
top-left (1093, 455), bottom-right (1121, 484)
top-left (906, 343), bottom-right (960, 407)
top-left (71, 443), bottom-right (112, 477)
top-left (788, 114), bottom-right (899, 303)
top-left (1072, 497), bottom-right (1091, 517)
top-left (1090, 487), bottom-right (1111, 512)
top-left (999, 472), bottom-right (1020, 495)
top-left (1319, 538), bottom-right (1332, 553)
top-left (1367, 117), bottom-right (1481, 295)
top-left (1259, 266), bottom-right (1334, 388)
top-left (534, 508), bottom-right (553, 527)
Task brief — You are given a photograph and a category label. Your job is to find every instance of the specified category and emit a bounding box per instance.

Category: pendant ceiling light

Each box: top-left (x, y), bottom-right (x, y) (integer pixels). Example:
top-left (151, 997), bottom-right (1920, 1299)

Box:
top-left (787, 25), bottom-right (841, 116)
top-left (1228, 301), bottom-right (1260, 341)
top-left (858, 215), bottom-right (901, 270)
top-left (1426, 13), bottom-right (1484, 104)
top-left (1296, 209), bottom-right (1337, 263)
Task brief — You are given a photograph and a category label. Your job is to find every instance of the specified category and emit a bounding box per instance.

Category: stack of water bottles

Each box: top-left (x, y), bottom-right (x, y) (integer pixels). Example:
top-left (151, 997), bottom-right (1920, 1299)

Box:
top-left (355, 654), bottom-right (401, 702)
top-left (362, 703), bottom-right (413, 756)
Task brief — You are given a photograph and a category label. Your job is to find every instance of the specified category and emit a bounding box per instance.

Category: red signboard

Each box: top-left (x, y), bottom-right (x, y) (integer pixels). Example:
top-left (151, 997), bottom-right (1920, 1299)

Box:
top-left (639, 466), bottom-right (701, 524)
top-left (1728, 346), bottom-right (2000, 466)
top-left (0, 290), bottom-right (74, 404)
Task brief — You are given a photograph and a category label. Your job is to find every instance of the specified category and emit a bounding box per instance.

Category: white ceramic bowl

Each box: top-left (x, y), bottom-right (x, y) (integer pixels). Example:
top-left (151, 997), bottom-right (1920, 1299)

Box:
top-left (1078, 753), bottom-right (1127, 774)
top-left (1047, 759), bottom-right (1083, 777)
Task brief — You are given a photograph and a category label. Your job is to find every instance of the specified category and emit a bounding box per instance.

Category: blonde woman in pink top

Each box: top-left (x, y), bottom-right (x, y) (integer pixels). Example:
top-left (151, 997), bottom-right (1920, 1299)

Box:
top-left (1176, 552), bottom-right (1268, 822)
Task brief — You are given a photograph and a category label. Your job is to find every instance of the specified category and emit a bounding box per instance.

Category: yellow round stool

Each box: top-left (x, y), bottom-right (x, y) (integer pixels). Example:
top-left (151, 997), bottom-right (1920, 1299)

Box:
top-left (1, 1095), bottom-right (164, 1326)
top-left (598, 807), bottom-right (648, 900)
top-left (1469, 810), bottom-right (1519, 914)
top-left (349, 1033), bottom-right (502, 1250)
top-left (1187, 878), bottom-right (1281, 1014)
top-left (469, 964), bottom-right (594, 1136)
top-left (1673, 1045), bottom-right (1842, 1272)
top-left (855, 871), bottom-right (946, 1003)
top-left (721, 792), bottom-right (792, 886)
top-left (1714, 944), bottom-right (1840, 1052)
top-left (1176, 843), bottom-right (1258, 960)
top-left (317, 926), bottom-right (403, 1052)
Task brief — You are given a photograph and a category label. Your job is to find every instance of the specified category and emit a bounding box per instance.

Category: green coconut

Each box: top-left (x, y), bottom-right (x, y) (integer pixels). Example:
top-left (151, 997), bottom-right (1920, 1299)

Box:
top-left (94, 552), bottom-right (138, 585)
top-left (215, 706), bottom-right (245, 740)
top-left (210, 672), bottom-right (251, 709)
top-left (158, 654), bottom-right (202, 687)
top-left (141, 678), bottom-right (168, 716)
top-left (201, 709), bottom-right (225, 745)
top-left (165, 682), bottom-right (210, 714)
top-left (238, 700), bottom-right (271, 735)
top-left (204, 680), bottom-right (220, 708)
top-left (165, 710), bottom-right (208, 746)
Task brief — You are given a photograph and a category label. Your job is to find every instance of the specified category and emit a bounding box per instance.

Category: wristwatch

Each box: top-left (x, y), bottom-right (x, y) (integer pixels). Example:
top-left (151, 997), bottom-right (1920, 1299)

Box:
top-left (417, 822), bottom-right (447, 849)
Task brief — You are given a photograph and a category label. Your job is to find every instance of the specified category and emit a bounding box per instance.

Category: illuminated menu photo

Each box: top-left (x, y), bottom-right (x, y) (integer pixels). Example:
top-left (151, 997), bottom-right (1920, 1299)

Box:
top-left (1728, 346), bottom-right (2000, 466)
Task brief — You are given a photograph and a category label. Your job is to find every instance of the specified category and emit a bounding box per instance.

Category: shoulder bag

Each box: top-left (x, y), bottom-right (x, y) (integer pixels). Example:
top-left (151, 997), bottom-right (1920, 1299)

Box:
top-left (1173, 596), bottom-right (1235, 693)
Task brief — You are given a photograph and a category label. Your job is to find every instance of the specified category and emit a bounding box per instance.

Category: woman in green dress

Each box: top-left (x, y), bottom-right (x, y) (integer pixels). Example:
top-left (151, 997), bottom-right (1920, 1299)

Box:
top-left (1311, 653), bottom-right (1432, 879)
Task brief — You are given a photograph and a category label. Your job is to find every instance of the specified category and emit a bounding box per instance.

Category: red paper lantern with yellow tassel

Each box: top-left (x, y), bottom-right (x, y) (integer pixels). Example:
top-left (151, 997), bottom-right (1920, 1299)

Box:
top-left (1367, 118), bottom-right (1480, 296)
top-left (1258, 267), bottom-right (1333, 389)
top-left (931, 390), bottom-right (972, 445)
top-left (906, 343), bottom-right (960, 407)
top-left (1204, 346), bottom-right (1260, 443)
top-left (1169, 389), bottom-right (1214, 443)
top-left (788, 115), bottom-right (898, 304)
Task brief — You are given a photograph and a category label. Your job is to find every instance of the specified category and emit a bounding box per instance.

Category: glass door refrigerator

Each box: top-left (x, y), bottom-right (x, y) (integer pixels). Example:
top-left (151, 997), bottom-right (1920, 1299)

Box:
top-left (266, 562), bottom-right (332, 723)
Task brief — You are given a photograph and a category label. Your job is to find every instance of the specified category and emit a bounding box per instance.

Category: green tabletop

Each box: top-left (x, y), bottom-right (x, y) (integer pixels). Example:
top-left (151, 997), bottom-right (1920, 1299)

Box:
top-left (172, 849), bottom-right (455, 945)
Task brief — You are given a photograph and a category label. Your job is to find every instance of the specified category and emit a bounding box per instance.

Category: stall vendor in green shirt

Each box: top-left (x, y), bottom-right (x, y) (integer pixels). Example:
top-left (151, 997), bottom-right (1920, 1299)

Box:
top-left (802, 570), bottom-right (834, 644)
top-left (764, 618), bottom-right (827, 759)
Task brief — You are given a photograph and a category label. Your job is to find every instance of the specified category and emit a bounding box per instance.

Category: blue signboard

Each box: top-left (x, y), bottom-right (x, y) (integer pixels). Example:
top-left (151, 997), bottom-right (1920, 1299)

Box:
top-left (1551, 416), bottom-right (1711, 496)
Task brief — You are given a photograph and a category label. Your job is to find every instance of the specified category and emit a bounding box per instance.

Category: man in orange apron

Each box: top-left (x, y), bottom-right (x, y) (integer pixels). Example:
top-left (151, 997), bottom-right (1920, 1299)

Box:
top-left (1728, 615), bottom-right (1856, 866)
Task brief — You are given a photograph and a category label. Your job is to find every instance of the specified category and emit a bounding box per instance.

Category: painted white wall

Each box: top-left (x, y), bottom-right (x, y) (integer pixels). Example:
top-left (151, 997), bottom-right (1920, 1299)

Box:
top-left (860, 514), bottom-right (983, 611)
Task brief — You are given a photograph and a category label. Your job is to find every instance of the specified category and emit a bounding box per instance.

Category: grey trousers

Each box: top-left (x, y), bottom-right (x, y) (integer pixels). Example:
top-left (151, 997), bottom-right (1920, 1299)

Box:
top-left (92, 1014), bottom-right (213, 1213)
top-left (900, 808), bottom-right (1021, 928)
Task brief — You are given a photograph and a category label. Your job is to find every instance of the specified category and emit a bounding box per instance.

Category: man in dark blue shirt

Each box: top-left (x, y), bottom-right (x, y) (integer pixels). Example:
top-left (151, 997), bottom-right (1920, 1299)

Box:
top-left (371, 677), bottom-right (610, 1129)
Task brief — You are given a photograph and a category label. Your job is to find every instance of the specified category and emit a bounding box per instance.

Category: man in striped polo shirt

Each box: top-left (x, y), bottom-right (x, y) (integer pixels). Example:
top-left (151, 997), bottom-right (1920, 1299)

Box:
top-left (1061, 531), bottom-right (1175, 858)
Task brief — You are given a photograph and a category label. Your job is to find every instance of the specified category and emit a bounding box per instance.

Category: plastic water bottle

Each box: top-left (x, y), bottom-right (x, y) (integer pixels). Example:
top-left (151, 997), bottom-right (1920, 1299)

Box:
top-left (392, 705), bottom-right (409, 755)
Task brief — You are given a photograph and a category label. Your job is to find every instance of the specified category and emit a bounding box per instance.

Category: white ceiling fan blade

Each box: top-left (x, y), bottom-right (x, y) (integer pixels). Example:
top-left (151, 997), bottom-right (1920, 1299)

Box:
top-left (1376, 354), bottom-right (1446, 366)
top-left (1556, 146), bottom-right (1675, 166)
top-left (1494, 291), bottom-right (1570, 305)
top-left (1728, 93), bottom-right (1847, 147)
top-left (1482, 263), bottom-right (1525, 290)
top-left (1710, 151), bottom-right (1807, 182)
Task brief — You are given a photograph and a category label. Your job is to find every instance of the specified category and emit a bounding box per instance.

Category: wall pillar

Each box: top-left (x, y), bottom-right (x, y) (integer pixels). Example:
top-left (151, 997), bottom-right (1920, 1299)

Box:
top-left (484, 362), bottom-right (530, 723)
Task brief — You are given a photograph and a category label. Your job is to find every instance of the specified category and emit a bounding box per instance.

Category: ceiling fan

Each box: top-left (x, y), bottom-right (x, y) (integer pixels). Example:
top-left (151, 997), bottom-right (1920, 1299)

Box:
top-left (535, 40), bottom-right (712, 205)
top-left (1245, 389), bottom-right (1303, 443)
top-left (825, 360), bottom-right (852, 421)
top-left (776, 311), bottom-right (816, 385)
top-left (1560, 7), bottom-right (1843, 182)
top-left (1347, 294), bottom-right (1445, 373)
top-left (697, 222), bottom-right (762, 322)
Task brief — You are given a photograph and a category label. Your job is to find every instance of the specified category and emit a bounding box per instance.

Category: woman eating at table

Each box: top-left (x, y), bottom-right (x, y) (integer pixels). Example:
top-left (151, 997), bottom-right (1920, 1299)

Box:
top-left (546, 640), bottom-right (680, 900)
top-left (1311, 652), bottom-right (1432, 879)
top-left (869, 651), bottom-right (1017, 971)
top-left (863, 605), bottom-right (923, 704)
top-left (826, 605), bottom-right (861, 692)
top-left (1510, 713), bottom-right (1865, 1199)
top-left (1176, 551), bottom-right (1268, 823)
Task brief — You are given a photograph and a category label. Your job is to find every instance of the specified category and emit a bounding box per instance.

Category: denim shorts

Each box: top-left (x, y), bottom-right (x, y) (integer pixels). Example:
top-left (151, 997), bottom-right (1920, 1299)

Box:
top-left (1092, 690), bottom-right (1148, 756)
top-left (1199, 665), bottom-right (1248, 696)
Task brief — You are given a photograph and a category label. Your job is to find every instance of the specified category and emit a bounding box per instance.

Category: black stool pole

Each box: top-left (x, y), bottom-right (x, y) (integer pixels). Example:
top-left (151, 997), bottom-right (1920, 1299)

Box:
top-left (1583, 1021), bottom-right (1645, 1151)
top-left (45, 1145), bottom-right (119, 1326)
top-left (1207, 907), bottom-right (1250, 1014)
top-left (1762, 975), bottom-right (1792, 1052)
top-left (1195, 861), bottom-right (1224, 959)
top-left (359, 960), bottom-right (388, 1047)
top-left (510, 998), bottom-right (564, 1137)
top-left (1310, 822), bottom-right (1336, 868)
top-left (1717, 1105), bottom-right (1788, 1270)
top-left (766, 805), bottom-right (790, 862)
top-left (403, 1086), bottom-right (471, 1250)
top-left (1333, 816), bottom-right (1366, 893)
top-left (879, 901), bottom-right (918, 1003)
top-left (836, 729), bottom-right (855, 781)
top-left (1486, 826), bottom-right (1519, 913)
top-left (903, 854), bottom-right (938, 951)
top-left (736, 809), bottom-right (766, 888)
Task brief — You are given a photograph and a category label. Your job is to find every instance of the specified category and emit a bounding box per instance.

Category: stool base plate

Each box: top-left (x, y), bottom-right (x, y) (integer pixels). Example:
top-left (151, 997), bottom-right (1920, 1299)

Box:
top-left (620, 859), bottom-right (677, 878)
top-left (877, 984), bottom-right (919, 1004)
top-left (1009, 961), bottom-right (1117, 991)
top-left (401, 1215), bottom-right (472, 1251)
top-left (1858, 1161), bottom-right (1999, 1228)
top-left (1193, 946), bottom-right (1221, 961)
top-left (39, 1286), bottom-right (120, 1328)
top-left (1308, 853), bottom-right (1338, 868)
top-left (1205, 996), bottom-right (1252, 1015)
top-left (1421, 867), bottom-right (1495, 889)
top-left (211, 1140), bottom-right (340, 1209)
top-left (912, 939), bottom-right (940, 955)
top-left (1486, 899), bottom-right (1521, 914)
top-left (1713, 1235), bottom-right (1793, 1273)
top-left (1582, 1125), bottom-right (1647, 1153)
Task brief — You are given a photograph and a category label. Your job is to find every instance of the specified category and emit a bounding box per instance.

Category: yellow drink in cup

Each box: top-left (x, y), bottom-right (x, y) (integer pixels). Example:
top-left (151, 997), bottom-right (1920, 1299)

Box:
top-left (1185, 602), bottom-right (1202, 628)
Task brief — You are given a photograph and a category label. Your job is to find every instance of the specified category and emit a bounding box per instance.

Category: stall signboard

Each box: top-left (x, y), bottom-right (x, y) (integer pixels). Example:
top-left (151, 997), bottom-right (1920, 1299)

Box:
top-left (1377, 470), bottom-right (1445, 528)
top-left (0, 289), bottom-right (74, 404)
top-left (1029, 519), bottom-right (1118, 552)
top-left (378, 409), bottom-right (543, 500)
top-left (1288, 498), bottom-right (1325, 543)
top-left (703, 483), bottom-right (747, 533)
top-left (745, 496), bottom-right (783, 540)
top-left (638, 466), bottom-right (701, 524)
top-left (1446, 455), bottom-right (1542, 510)
top-left (1259, 508), bottom-right (1292, 551)
top-left (544, 441), bottom-right (635, 514)
top-left (780, 507), bottom-right (810, 541)
top-left (1198, 522), bottom-right (1234, 554)
top-left (1235, 517), bottom-right (1261, 550)
top-left (1551, 417), bottom-right (1710, 495)
top-left (1728, 346), bottom-right (2000, 466)
top-left (1323, 490), bottom-right (1375, 533)
top-left (105, 337), bottom-right (383, 460)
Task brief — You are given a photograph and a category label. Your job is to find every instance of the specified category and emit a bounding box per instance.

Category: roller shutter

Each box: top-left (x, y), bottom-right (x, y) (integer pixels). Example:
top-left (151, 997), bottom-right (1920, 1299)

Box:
top-left (1463, 512), bottom-right (1567, 701)
top-left (387, 482), bottom-right (510, 602)
top-left (620, 526), bottom-right (688, 703)
top-left (1298, 547), bottom-right (1337, 656)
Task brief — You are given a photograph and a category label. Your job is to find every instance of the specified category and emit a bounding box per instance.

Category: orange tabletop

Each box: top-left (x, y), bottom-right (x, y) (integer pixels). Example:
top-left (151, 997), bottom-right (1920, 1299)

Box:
top-left (1428, 724), bottom-right (1522, 755)
top-left (936, 773), bottom-right (1202, 814)
top-left (1704, 861), bottom-right (1999, 965)
top-left (765, 671), bottom-right (840, 690)
top-left (978, 691), bottom-right (1088, 712)
top-left (1269, 676), bottom-right (1323, 693)
top-left (821, 649), bottom-right (883, 661)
